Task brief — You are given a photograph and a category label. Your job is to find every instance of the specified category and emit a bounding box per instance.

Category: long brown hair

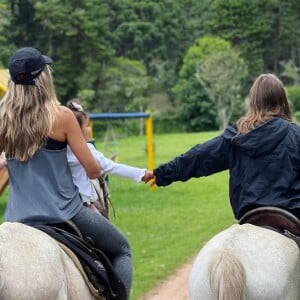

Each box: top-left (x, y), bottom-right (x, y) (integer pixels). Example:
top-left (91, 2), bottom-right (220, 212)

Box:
top-left (0, 66), bottom-right (59, 161)
top-left (236, 73), bottom-right (291, 134)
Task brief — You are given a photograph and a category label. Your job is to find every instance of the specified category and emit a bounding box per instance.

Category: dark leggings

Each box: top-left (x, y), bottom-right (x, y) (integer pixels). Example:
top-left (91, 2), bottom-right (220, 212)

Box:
top-left (71, 206), bottom-right (132, 299)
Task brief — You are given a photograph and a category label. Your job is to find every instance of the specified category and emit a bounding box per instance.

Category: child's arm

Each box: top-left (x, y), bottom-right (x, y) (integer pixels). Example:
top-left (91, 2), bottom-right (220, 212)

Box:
top-left (87, 143), bottom-right (147, 182)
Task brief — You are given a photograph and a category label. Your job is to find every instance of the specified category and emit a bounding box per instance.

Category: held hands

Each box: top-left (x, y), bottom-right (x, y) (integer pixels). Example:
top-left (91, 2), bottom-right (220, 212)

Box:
top-left (141, 170), bottom-right (156, 187)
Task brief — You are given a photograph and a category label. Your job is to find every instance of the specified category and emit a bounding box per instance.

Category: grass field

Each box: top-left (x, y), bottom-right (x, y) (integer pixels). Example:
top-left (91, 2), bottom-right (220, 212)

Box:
top-left (0, 131), bottom-right (235, 299)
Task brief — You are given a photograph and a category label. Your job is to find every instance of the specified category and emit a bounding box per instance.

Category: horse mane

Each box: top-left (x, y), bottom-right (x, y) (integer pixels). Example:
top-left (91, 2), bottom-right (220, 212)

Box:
top-left (208, 249), bottom-right (246, 300)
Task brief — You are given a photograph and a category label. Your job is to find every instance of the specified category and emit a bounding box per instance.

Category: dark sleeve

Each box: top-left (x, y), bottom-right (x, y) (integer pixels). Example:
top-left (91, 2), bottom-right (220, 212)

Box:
top-left (154, 135), bottom-right (229, 186)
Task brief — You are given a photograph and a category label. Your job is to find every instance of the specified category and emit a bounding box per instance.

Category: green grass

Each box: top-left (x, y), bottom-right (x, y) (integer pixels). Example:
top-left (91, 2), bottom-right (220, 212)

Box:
top-left (0, 131), bottom-right (235, 300)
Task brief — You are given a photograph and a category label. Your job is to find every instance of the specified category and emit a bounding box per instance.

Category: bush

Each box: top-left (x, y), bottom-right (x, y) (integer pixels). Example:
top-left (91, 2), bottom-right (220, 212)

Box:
top-left (153, 114), bottom-right (185, 134)
top-left (287, 85), bottom-right (300, 112)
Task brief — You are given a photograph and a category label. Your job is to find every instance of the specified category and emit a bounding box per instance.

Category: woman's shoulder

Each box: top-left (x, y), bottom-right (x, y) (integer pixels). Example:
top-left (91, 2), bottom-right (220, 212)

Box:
top-left (54, 106), bottom-right (77, 127)
top-left (50, 106), bottom-right (75, 141)
top-left (57, 105), bottom-right (74, 118)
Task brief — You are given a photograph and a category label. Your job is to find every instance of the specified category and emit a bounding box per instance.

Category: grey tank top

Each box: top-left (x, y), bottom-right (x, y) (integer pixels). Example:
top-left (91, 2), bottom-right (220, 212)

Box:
top-left (5, 145), bottom-right (82, 225)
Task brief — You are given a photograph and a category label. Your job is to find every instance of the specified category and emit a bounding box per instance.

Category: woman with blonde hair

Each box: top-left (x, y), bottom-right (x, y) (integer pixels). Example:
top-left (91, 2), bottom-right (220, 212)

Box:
top-left (0, 47), bottom-right (132, 299)
top-left (147, 73), bottom-right (300, 220)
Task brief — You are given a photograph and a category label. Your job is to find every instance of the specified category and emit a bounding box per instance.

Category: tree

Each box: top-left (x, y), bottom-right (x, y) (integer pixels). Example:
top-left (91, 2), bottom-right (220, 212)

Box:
top-left (106, 0), bottom-right (209, 104)
top-left (2, 0), bottom-right (114, 101)
top-left (33, 0), bottom-right (114, 101)
top-left (281, 60), bottom-right (300, 86)
top-left (0, 1), bottom-right (13, 65)
top-left (206, 0), bottom-right (274, 81)
top-left (286, 85), bottom-right (300, 113)
top-left (173, 36), bottom-right (232, 131)
top-left (108, 1), bottom-right (199, 72)
top-left (82, 57), bottom-right (152, 114)
top-left (195, 49), bottom-right (248, 130)
top-left (278, 0), bottom-right (300, 84)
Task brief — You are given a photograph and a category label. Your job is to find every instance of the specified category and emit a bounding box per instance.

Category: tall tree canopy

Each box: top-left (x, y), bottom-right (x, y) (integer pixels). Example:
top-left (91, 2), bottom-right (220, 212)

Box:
top-left (173, 36), bottom-right (232, 131)
top-left (196, 48), bottom-right (248, 130)
top-left (0, 0), bottom-right (299, 131)
top-left (205, 0), bottom-right (273, 81)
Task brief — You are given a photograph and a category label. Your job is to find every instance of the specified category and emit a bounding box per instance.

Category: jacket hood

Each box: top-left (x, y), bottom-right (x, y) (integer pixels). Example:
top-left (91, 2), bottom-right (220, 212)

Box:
top-left (223, 118), bottom-right (290, 157)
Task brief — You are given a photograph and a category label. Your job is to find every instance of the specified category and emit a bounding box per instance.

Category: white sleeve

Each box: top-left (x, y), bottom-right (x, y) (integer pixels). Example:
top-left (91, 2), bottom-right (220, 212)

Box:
top-left (87, 143), bottom-right (146, 182)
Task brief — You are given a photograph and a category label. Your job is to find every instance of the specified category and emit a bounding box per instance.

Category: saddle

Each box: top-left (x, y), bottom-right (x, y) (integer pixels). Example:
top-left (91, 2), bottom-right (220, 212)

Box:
top-left (239, 206), bottom-right (300, 248)
top-left (35, 222), bottom-right (127, 300)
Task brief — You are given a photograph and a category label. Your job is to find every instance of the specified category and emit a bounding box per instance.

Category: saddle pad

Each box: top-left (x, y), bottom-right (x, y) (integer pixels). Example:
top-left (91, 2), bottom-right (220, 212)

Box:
top-left (58, 242), bottom-right (103, 299)
top-left (35, 224), bottom-right (127, 300)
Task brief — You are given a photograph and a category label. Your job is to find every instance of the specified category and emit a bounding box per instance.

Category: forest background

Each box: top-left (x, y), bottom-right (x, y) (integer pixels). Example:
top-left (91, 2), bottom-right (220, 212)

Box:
top-left (0, 0), bottom-right (300, 134)
top-left (0, 2), bottom-right (300, 298)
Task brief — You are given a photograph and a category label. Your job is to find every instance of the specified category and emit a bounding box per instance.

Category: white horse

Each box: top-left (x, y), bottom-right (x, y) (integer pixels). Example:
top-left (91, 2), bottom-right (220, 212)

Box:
top-left (0, 222), bottom-right (101, 300)
top-left (189, 223), bottom-right (300, 300)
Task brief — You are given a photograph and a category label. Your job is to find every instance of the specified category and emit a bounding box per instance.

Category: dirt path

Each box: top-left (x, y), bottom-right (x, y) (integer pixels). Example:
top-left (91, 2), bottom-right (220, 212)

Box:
top-left (139, 260), bottom-right (194, 300)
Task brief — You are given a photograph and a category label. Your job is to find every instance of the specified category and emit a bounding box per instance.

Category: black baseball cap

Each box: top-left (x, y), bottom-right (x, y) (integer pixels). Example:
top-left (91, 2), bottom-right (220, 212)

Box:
top-left (8, 47), bottom-right (53, 85)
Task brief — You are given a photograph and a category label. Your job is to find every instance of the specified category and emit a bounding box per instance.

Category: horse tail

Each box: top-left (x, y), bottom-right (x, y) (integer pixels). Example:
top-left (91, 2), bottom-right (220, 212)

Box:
top-left (209, 249), bottom-right (246, 300)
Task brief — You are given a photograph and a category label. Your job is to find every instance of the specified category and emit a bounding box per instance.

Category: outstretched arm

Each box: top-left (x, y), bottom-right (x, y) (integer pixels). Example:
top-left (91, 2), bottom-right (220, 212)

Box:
top-left (87, 142), bottom-right (152, 182)
top-left (153, 135), bottom-right (229, 187)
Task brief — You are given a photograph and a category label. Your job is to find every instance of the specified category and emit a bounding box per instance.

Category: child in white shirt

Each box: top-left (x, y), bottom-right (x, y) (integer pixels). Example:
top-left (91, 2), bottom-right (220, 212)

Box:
top-left (66, 100), bottom-right (151, 215)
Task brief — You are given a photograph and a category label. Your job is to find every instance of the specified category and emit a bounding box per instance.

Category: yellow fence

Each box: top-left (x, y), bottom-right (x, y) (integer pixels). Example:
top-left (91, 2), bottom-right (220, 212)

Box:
top-left (0, 69), bottom-right (9, 99)
top-left (0, 69), bottom-right (9, 195)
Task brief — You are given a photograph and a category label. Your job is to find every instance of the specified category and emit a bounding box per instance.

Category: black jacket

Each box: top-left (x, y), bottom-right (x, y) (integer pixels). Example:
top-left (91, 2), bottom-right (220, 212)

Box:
top-left (154, 118), bottom-right (300, 219)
